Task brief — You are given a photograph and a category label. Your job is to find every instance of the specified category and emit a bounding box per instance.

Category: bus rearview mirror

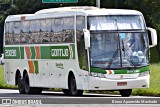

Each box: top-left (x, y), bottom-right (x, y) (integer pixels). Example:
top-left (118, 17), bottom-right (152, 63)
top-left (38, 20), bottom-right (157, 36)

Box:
top-left (83, 29), bottom-right (90, 49)
top-left (147, 27), bottom-right (157, 48)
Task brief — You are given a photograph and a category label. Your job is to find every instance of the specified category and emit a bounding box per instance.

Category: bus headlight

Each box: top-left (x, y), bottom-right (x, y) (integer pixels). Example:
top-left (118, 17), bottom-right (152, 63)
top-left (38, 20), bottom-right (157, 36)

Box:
top-left (139, 71), bottom-right (150, 77)
top-left (91, 72), bottom-right (105, 78)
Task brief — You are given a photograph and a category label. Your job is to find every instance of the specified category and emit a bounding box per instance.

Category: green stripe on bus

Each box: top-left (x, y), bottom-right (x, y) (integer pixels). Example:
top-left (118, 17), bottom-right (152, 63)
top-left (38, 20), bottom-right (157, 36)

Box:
top-left (90, 66), bottom-right (150, 74)
top-left (90, 68), bottom-right (106, 74)
top-left (4, 44), bottom-right (75, 59)
top-left (40, 46), bottom-right (51, 59)
top-left (34, 61), bottom-right (39, 74)
top-left (30, 47), bottom-right (36, 59)
top-left (71, 44), bottom-right (75, 59)
top-left (20, 47), bottom-right (24, 59)
top-left (114, 66), bottom-right (150, 74)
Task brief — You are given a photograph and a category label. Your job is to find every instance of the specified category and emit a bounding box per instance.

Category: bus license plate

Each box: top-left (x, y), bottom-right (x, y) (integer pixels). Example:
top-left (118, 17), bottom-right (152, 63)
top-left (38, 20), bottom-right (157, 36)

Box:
top-left (117, 82), bottom-right (127, 86)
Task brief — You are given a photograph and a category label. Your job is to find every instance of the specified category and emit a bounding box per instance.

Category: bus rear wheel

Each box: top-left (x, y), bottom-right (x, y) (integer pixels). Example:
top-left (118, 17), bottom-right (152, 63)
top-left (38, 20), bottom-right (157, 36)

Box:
top-left (24, 73), bottom-right (42, 94)
top-left (17, 74), bottom-right (25, 94)
top-left (120, 89), bottom-right (132, 97)
top-left (68, 74), bottom-right (83, 96)
top-left (62, 89), bottom-right (70, 95)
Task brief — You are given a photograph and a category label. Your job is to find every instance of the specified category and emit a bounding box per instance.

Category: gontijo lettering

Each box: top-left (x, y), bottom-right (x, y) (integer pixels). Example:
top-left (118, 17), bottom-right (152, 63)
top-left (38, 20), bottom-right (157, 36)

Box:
top-left (51, 49), bottom-right (69, 57)
top-left (5, 50), bottom-right (16, 56)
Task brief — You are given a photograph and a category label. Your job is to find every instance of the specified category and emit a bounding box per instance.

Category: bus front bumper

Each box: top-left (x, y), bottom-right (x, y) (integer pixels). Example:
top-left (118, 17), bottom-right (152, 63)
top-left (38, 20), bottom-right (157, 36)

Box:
top-left (88, 75), bottom-right (149, 90)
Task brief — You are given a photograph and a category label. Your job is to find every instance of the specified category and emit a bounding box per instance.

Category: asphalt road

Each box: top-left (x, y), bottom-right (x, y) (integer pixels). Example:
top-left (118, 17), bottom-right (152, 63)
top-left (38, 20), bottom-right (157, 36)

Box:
top-left (0, 89), bottom-right (160, 106)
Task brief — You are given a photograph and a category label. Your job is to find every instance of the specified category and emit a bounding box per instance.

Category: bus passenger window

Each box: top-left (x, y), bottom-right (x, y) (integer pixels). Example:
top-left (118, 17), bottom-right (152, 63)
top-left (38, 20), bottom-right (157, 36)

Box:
top-left (40, 19), bottom-right (52, 43)
top-left (29, 20), bottom-right (41, 43)
top-left (13, 22), bottom-right (21, 44)
top-left (5, 23), bottom-right (10, 45)
top-left (63, 17), bottom-right (74, 43)
top-left (5, 22), bottom-right (14, 45)
top-left (21, 21), bottom-right (30, 44)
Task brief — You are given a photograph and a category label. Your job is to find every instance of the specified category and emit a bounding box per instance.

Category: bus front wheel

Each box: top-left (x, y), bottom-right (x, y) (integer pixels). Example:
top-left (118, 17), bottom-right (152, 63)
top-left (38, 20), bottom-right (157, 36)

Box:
top-left (68, 74), bottom-right (83, 96)
top-left (120, 89), bottom-right (132, 97)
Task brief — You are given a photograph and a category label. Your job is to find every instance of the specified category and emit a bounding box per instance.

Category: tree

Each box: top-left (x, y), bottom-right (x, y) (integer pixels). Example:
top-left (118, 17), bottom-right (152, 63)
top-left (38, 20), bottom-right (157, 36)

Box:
top-left (0, 0), bottom-right (18, 54)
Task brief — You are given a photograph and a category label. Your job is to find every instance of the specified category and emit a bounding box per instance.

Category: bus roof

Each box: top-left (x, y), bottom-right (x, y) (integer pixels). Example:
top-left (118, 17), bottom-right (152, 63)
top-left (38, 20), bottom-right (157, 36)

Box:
top-left (35, 6), bottom-right (143, 16)
top-left (35, 6), bottom-right (98, 14)
top-left (5, 6), bottom-right (143, 22)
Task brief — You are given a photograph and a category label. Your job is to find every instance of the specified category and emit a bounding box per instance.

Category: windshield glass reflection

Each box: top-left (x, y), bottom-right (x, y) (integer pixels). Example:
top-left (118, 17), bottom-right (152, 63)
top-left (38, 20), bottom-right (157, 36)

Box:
top-left (90, 32), bottom-right (149, 69)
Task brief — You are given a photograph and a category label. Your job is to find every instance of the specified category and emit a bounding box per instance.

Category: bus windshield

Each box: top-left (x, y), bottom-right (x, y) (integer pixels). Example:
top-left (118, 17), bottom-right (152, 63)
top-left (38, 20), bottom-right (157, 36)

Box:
top-left (90, 32), bottom-right (149, 69)
top-left (88, 15), bottom-right (149, 69)
top-left (88, 15), bottom-right (145, 30)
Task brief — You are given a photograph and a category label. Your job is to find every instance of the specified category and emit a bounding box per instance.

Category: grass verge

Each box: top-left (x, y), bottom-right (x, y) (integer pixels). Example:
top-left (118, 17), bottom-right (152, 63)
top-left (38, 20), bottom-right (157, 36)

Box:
top-left (0, 65), bottom-right (16, 89)
top-left (132, 63), bottom-right (160, 96)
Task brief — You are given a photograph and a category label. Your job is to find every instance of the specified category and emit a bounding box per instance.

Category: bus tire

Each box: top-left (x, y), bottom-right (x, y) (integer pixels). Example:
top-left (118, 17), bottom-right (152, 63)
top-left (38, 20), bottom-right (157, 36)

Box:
top-left (33, 88), bottom-right (42, 94)
top-left (68, 74), bottom-right (83, 96)
top-left (24, 73), bottom-right (42, 94)
top-left (120, 89), bottom-right (132, 97)
top-left (24, 73), bottom-right (32, 94)
top-left (62, 89), bottom-right (70, 95)
top-left (17, 74), bottom-right (25, 94)
top-left (24, 73), bottom-right (34, 94)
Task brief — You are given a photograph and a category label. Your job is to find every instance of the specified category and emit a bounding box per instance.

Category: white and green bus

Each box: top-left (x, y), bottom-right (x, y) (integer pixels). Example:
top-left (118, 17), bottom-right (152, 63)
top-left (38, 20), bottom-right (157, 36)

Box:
top-left (4, 7), bottom-right (157, 96)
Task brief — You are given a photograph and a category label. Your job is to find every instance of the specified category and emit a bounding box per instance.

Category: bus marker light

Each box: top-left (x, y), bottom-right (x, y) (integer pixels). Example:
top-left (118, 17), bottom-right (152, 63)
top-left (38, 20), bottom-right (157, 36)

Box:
top-left (21, 16), bottom-right (26, 21)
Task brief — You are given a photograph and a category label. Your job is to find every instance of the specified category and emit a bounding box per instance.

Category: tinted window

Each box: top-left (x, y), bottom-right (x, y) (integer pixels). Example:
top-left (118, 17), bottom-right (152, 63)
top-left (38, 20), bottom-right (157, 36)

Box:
top-left (40, 19), bottom-right (52, 43)
top-left (21, 21), bottom-right (30, 33)
top-left (63, 17), bottom-right (74, 42)
top-left (5, 22), bottom-right (14, 45)
top-left (20, 21), bottom-right (30, 43)
top-left (76, 16), bottom-right (88, 70)
top-left (50, 17), bottom-right (74, 43)
top-left (29, 20), bottom-right (41, 43)
top-left (40, 19), bottom-right (52, 32)
top-left (5, 22), bottom-right (21, 45)
top-left (5, 16), bottom-right (75, 45)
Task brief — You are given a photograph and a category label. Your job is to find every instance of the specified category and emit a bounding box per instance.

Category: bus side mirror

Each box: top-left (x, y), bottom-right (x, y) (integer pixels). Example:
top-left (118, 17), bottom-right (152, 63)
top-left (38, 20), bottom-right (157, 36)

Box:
top-left (147, 27), bottom-right (157, 48)
top-left (83, 29), bottom-right (90, 49)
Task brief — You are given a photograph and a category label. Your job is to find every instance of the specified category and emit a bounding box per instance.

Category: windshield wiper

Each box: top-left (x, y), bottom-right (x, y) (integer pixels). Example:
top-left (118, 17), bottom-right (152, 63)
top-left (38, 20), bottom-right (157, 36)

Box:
top-left (107, 49), bottom-right (119, 68)
top-left (129, 39), bottom-right (135, 47)
top-left (122, 39), bottom-right (126, 59)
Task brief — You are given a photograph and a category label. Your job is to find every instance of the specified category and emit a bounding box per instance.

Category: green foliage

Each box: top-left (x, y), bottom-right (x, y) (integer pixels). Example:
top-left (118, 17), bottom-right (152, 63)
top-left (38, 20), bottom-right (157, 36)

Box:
top-left (101, 0), bottom-right (127, 8)
top-left (133, 63), bottom-right (160, 96)
top-left (150, 47), bottom-right (159, 63)
top-left (0, 0), bottom-right (18, 54)
top-left (0, 65), bottom-right (16, 88)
